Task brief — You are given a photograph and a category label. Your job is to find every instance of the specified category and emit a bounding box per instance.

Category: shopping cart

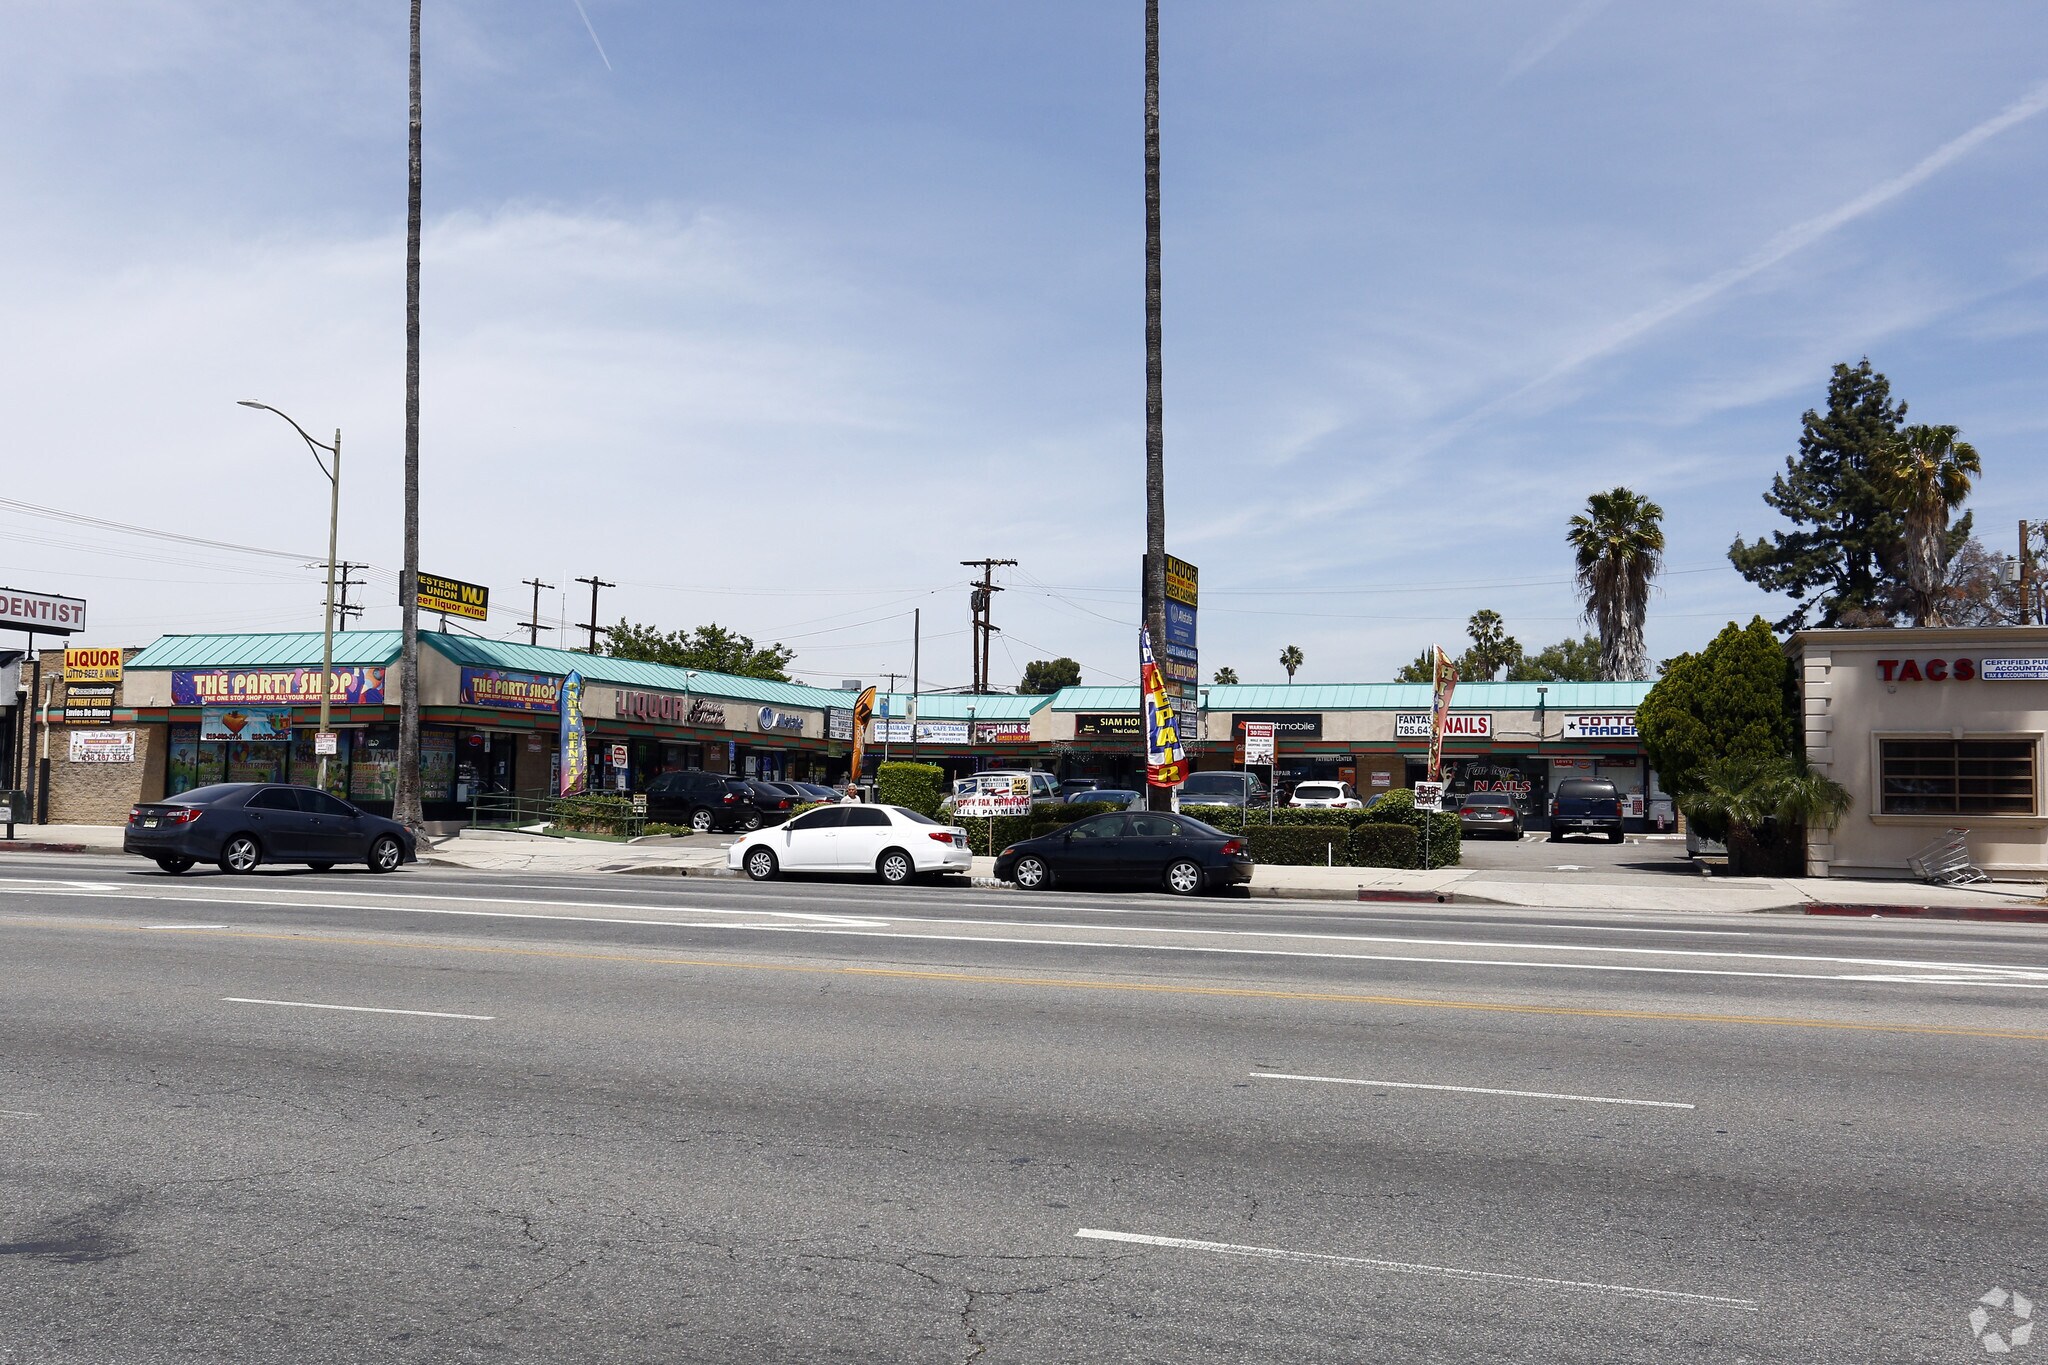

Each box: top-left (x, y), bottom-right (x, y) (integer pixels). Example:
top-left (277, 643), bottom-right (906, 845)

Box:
top-left (1905, 828), bottom-right (1988, 886)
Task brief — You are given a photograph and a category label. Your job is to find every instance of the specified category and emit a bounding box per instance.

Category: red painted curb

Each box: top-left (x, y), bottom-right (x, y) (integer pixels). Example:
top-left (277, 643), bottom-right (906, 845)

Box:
top-left (1802, 902), bottom-right (2048, 924)
top-left (1357, 889), bottom-right (1455, 904)
top-left (0, 841), bottom-right (89, 854)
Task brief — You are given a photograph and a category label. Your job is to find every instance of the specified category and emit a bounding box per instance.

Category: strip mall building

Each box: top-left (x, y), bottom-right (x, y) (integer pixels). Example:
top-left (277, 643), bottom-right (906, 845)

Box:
top-left (34, 630), bottom-right (1661, 832)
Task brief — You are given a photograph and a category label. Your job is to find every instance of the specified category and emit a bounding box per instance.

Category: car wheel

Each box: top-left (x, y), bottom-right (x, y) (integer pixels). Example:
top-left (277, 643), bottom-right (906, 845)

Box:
top-left (1545, 831), bottom-right (1562, 842)
top-left (689, 808), bottom-right (716, 834)
top-left (744, 814), bottom-right (763, 832)
top-left (218, 835), bottom-right (260, 875)
top-left (1165, 859), bottom-right (1204, 896)
top-left (154, 856), bottom-right (194, 875)
top-left (877, 849), bottom-right (914, 886)
top-left (367, 835), bottom-right (404, 873)
top-left (1608, 829), bottom-right (1625, 844)
top-left (1012, 856), bottom-right (1049, 890)
top-left (309, 862), bottom-right (335, 872)
top-left (744, 847), bottom-right (779, 881)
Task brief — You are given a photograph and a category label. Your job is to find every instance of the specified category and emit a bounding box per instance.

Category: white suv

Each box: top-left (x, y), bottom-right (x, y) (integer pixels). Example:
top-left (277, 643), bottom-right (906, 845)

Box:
top-left (1288, 781), bottom-right (1363, 809)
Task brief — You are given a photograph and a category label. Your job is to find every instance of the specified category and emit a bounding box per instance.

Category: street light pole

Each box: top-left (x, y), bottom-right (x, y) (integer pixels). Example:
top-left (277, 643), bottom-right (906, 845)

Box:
top-left (239, 402), bottom-right (341, 792)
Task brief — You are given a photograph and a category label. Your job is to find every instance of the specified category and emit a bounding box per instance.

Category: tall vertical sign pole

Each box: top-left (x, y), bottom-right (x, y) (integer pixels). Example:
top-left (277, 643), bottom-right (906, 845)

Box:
top-left (911, 608), bottom-right (922, 761)
top-left (2022, 520), bottom-right (2035, 626)
top-left (1141, 0), bottom-right (1170, 812)
top-left (394, 0), bottom-right (426, 835)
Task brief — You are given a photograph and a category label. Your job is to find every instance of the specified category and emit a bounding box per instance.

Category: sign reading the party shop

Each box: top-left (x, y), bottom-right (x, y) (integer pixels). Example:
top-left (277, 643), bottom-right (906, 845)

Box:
top-left (460, 668), bottom-right (563, 713)
top-left (173, 668), bottom-right (385, 705)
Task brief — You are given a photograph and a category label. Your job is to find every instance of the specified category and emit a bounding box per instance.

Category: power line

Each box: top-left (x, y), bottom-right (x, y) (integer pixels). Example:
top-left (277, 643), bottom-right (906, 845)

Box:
top-left (961, 558), bottom-right (1017, 694)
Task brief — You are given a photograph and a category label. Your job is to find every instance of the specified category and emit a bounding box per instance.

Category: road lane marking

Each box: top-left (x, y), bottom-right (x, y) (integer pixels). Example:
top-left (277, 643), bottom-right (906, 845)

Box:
top-left (144, 924), bottom-right (226, 930)
top-left (11, 886), bottom-right (2040, 982)
top-left (1072, 1229), bottom-right (1757, 1310)
top-left (0, 1110), bottom-right (42, 1119)
top-left (220, 997), bottom-right (493, 1020)
top-left (1250, 1070), bottom-right (1695, 1109)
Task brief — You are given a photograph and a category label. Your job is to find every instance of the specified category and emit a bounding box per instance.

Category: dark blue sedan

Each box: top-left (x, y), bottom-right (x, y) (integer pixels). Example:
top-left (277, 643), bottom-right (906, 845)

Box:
top-left (124, 782), bottom-right (417, 875)
top-left (993, 810), bottom-right (1254, 896)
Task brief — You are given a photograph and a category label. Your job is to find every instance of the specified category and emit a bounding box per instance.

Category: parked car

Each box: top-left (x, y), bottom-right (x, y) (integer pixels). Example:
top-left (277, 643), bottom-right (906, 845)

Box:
top-left (994, 810), bottom-right (1255, 896)
top-left (1458, 793), bottom-right (1523, 840)
top-left (1063, 788), bottom-right (1141, 810)
top-left (943, 770), bottom-right (1061, 812)
top-left (789, 781), bottom-right (843, 805)
top-left (743, 780), bottom-right (800, 830)
top-left (1174, 770), bottom-right (1269, 809)
top-left (1059, 777), bottom-right (1106, 800)
top-left (1548, 777), bottom-right (1625, 843)
top-left (728, 804), bottom-right (972, 884)
top-left (644, 769), bottom-right (759, 833)
top-left (123, 782), bottom-right (416, 875)
top-left (1288, 781), bottom-right (1364, 810)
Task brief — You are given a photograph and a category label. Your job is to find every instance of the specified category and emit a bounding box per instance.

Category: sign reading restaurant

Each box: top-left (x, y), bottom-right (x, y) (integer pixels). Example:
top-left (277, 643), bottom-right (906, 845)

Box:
top-left (172, 667), bottom-right (385, 705)
top-left (0, 587), bottom-right (86, 635)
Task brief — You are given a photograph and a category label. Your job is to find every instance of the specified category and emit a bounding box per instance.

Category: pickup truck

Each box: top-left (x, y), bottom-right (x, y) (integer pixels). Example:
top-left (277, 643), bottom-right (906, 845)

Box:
top-left (1547, 777), bottom-right (1625, 843)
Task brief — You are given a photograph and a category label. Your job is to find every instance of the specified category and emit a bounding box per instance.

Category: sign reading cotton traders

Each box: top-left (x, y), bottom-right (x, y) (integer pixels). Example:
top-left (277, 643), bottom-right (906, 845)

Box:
top-left (417, 572), bottom-right (490, 622)
top-left (1562, 713), bottom-right (1638, 740)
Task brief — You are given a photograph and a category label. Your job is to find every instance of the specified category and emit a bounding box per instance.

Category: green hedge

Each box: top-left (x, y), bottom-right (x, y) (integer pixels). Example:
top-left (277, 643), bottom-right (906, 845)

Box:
top-left (1243, 824), bottom-right (1350, 866)
top-left (1348, 823), bottom-right (1419, 868)
top-left (1183, 792), bottom-right (1460, 869)
top-left (553, 794), bottom-right (639, 836)
top-left (877, 762), bottom-right (947, 818)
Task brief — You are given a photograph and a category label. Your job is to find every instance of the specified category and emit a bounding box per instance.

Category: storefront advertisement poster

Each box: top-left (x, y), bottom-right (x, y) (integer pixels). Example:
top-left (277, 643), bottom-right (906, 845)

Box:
top-left (870, 719), bottom-right (914, 744)
top-left (200, 706), bottom-right (293, 743)
top-left (173, 667), bottom-right (385, 706)
top-left (915, 721), bottom-right (969, 745)
top-left (461, 668), bottom-right (563, 713)
top-left (827, 707), bottom-right (854, 741)
top-left (68, 730), bottom-right (136, 764)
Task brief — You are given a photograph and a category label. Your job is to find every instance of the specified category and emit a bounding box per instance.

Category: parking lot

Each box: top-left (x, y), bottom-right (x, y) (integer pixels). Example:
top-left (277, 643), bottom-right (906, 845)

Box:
top-left (1452, 829), bottom-right (1698, 880)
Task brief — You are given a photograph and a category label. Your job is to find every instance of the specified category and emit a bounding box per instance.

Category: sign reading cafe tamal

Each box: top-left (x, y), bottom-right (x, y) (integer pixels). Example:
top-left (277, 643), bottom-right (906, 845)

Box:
top-left (172, 667), bottom-right (386, 705)
top-left (460, 668), bottom-right (563, 713)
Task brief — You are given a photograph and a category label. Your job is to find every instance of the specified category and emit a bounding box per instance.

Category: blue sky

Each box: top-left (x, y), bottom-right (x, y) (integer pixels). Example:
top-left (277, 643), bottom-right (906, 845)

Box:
top-left (4, 2), bottom-right (2045, 689)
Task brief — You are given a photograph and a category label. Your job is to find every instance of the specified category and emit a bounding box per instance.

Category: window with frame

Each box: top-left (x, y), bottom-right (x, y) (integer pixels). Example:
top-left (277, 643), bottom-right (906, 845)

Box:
top-left (1879, 738), bottom-right (2037, 815)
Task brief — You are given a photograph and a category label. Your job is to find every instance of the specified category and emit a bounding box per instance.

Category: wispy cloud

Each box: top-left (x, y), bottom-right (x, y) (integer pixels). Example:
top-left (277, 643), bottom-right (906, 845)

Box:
top-left (567, 0), bottom-right (612, 72)
top-left (1502, 0), bottom-right (1616, 83)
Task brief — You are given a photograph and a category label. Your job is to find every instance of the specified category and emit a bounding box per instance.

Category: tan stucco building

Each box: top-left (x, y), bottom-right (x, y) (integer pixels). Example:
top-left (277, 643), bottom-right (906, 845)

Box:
top-left (1793, 626), bottom-right (2048, 879)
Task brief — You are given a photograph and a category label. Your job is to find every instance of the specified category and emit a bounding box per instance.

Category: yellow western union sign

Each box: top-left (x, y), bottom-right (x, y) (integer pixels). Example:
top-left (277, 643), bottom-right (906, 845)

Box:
top-left (418, 572), bottom-right (490, 622)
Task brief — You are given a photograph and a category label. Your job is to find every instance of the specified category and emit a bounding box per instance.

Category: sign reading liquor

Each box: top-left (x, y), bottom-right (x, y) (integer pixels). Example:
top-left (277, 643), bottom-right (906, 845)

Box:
top-left (1164, 555), bottom-right (1199, 608)
top-left (1395, 711), bottom-right (1491, 739)
top-left (62, 646), bottom-right (123, 683)
top-left (460, 668), bottom-right (563, 713)
top-left (173, 667), bottom-right (385, 705)
top-left (417, 572), bottom-right (489, 622)
top-left (0, 587), bottom-right (87, 635)
top-left (1561, 712), bottom-right (1638, 740)
top-left (612, 690), bottom-right (726, 727)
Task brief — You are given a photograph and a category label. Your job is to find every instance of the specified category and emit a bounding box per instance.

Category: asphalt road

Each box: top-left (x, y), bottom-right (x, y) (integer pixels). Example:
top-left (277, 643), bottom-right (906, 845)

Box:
top-left (3, 855), bottom-right (2044, 1363)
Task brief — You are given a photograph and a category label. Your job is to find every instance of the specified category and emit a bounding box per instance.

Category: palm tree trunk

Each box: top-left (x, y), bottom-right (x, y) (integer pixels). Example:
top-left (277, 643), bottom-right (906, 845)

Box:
top-left (1904, 507), bottom-right (1945, 626)
top-left (394, 0), bottom-right (425, 833)
top-left (1142, 0), bottom-right (1170, 813)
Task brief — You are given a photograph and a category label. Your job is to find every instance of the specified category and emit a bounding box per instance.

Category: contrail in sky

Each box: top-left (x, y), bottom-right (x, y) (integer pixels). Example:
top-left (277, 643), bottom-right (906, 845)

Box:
top-left (569, 0), bottom-right (612, 71)
top-left (1502, 0), bottom-right (1615, 83)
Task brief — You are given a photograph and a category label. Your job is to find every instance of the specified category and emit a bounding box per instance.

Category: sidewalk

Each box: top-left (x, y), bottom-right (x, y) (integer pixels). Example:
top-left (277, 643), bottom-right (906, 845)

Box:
top-left (5, 824), bottom-right (2042, 920)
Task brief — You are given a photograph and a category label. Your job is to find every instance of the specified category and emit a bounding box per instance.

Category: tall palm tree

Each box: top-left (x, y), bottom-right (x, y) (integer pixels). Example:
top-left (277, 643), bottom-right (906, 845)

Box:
top-left (393, 0), bottom-right (425, 832)
top-left (1567, 487), bottom-right (1665, 681)
top-left (1279, 645), bottom-right (1304, 682)
top-left (1141, 0), bottom-right (1169, 811)
top-left (1876, 423), bottom-right (1980, 626)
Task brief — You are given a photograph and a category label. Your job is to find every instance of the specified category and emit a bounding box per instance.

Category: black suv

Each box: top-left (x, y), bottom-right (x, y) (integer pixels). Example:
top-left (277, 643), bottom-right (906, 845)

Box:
top-left (1548, 777), bottom-right (1625, 843)
top-left (644, 770), bottom-right (759, 833)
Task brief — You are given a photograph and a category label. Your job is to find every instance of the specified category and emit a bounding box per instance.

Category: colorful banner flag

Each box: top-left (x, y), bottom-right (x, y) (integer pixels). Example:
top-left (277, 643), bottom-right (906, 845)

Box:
top-left (1428, 645), bottom-right (1460, 782)
top-left (1140, 627), bottom-right (1187, 788)
top-left (849, 686), bottom-right (876, 781)
top-left (558, 671), bottom-right (588, 797)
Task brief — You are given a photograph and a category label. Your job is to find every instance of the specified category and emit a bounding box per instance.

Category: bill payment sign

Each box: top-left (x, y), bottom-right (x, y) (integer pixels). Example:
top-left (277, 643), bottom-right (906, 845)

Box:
top-left (417, 572), bottom-right (490, 622)
top-left (956, 778), bottom-right (1032, 818)
top-left (1413, 781), bottom-right (1447, 812)
top-left (1241, 721), bottom-right (1277, 765)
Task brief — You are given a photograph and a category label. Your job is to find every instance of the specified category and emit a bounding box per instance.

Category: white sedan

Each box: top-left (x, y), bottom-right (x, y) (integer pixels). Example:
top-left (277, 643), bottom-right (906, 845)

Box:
top-left (1288, 781), bottom-right (1364, 809)
top-left (727, 803), bottom-right (974, 885)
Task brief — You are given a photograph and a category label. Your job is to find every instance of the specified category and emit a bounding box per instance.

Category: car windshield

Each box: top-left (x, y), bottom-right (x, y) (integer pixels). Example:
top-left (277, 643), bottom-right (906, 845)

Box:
top-left (166, 784), bottom-right (245, 805)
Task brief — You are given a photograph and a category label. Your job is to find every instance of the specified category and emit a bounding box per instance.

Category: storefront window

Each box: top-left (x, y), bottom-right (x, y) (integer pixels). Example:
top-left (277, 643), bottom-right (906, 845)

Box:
top-left (165, 724), bottom-right (223, 796)
top-left (290, 729), bottom-right (351, 797)
top-left (225, 739), bottom-right (288, 784)
top-left (352, 728), bottom-right (401, 803)
top-left (1880, 738), bottom-right (2037, 815)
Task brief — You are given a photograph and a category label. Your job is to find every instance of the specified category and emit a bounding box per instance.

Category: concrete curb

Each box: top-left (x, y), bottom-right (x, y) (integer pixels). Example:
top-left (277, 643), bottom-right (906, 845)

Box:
top-left (1795, 901), bottom-right (2048, 924)
top-left (0, 841), bottom-right (119, 857)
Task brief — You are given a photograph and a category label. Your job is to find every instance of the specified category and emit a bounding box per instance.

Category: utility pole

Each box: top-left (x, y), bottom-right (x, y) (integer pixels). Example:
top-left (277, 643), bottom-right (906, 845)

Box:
top-left (521, 578), bottom-right (556, 646)
top-left (2021, 520), bottom-right (2036, 627)
top-left (394, 0), bottom-right (426, 835)
top-left (574, 576), bottom-right (614, 653)
top-left (961, 558), bottom-right (1016, 694)
top-left (334, 562), bottom-right (366, 631)
top-left (911, 607), bottom-right (921, 761)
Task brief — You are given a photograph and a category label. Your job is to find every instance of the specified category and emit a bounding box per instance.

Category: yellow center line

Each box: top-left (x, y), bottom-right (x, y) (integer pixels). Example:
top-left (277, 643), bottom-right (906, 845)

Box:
top-left (13, 914), bottom-right (2048, 1042)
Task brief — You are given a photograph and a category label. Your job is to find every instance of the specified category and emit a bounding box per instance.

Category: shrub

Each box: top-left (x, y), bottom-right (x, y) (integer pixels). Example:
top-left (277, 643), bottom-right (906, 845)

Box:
top-left (962, 812), bottom-right (1042, 857)
top-left (1638, 616), bottom-right (1798, 800)
top-left (877, 762), bottom-right (946, 819)
top-left (641, 822), bottom-right (692, 837)
top-left (1357, 788), bottom-right (1461, 869)
top-left (1349, 823), bottom-right (1419, 868)
top-left (553, 794), bottom-right (637, 836)
top-left (1244, 825), bottom-right (1349, 866)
